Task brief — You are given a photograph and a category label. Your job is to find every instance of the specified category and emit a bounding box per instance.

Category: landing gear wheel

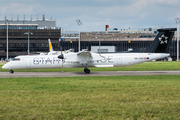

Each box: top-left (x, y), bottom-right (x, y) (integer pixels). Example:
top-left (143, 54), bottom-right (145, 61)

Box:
top-left (84, 68), bottom-right (90, 74)
top-left (10, 70), bottom-right (14, 74)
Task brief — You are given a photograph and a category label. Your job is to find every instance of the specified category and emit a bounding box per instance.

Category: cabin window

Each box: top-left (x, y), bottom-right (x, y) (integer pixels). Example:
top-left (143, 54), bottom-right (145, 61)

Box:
top-left (12, 58), bottom-right (20, 61)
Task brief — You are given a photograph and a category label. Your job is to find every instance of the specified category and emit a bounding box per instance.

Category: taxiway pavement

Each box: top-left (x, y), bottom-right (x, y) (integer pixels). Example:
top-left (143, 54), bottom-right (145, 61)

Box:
top-left (0, 71), bottom-right (180, 78)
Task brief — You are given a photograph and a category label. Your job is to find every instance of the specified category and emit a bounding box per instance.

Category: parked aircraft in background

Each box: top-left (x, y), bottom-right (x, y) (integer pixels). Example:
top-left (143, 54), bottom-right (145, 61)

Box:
top-left (36, 39), bottom-right (56, 55)
top-left (47, 39), bottom-right (73, 55)
top-left (2, 28), bottom-right (176, 74)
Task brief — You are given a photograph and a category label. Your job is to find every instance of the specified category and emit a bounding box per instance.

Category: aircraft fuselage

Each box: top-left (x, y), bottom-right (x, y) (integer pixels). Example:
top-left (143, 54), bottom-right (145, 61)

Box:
top-left (2, 53), bottom-right (169, 70)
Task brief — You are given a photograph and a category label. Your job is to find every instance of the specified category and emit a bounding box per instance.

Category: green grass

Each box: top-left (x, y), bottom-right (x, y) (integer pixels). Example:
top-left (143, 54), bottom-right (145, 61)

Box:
top-left (1, 61), bottom-right (180, 72)
top-left (0, 62), bottom-right (6, 65)
top-left (0, 75), bottom-right (180, 119)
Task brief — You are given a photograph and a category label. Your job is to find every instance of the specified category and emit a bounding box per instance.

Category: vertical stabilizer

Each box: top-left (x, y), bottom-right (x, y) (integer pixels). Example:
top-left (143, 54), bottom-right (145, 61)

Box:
top-left (148, 28), bottom-right (176, 53)
top-left (48, 39), bottom-right (54, 52)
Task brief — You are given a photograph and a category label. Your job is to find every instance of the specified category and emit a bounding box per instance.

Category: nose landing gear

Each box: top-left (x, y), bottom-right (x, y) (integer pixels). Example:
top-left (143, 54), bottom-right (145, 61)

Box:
top-left (10, 69), bottom-right (14, 74)
top-left (84, 68), bottom-right (90, 74)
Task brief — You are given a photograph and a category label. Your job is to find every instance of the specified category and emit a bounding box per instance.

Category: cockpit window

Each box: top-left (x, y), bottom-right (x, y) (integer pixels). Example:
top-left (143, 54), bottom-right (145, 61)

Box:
top-left (12, 58), bottom-right (20, 61)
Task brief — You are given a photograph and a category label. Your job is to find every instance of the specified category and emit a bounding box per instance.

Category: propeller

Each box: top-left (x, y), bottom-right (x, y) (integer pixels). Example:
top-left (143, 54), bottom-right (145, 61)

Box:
top-left (58, 37), bottom-right (64, 59)
top-left (58, 37), bottom-right (65, 68)
top-left (58, 54), bottom-right (64, 59)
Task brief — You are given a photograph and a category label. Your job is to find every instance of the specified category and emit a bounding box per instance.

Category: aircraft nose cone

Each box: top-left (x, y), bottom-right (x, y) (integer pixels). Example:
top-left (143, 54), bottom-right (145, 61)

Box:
top-left (2, 64), bottom-right (9, 69)
top-left (2, 65), bottom-right (5, 69)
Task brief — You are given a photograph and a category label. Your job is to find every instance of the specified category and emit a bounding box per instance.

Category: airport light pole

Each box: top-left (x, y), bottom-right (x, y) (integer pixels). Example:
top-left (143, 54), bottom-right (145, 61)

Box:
top-left (76, 19), bottom-right (82, 52)
top-left (24, 32), bottom-right (33, 55)
top-left (175, 16), bottom-right (179, 61)
top-left (99, 32), bottom-right (100, 53)
top-left (6, 19), bottom-right (8, 61)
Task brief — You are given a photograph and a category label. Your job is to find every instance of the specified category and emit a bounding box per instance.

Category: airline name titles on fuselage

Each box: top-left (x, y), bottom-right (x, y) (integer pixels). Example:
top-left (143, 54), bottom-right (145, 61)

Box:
top-left (32, 56), bottom-right (150, 65)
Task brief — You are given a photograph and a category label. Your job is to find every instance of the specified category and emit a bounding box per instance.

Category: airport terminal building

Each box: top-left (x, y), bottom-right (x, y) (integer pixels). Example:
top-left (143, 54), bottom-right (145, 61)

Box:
top-left (0, 15), bottom-right (61, 60)
top-left (0, 16), bottom-right (179, 61)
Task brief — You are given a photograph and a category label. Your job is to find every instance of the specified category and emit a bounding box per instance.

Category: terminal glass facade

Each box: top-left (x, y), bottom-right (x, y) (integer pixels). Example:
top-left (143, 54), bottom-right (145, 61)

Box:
top-left (0, 26), bottom-right (37, 29)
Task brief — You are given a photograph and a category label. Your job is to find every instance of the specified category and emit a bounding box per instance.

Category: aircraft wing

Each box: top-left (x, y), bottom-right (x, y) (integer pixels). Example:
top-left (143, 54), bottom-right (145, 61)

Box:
top-left (76, 51), bottom-right (104, 63)
top-left (77, 51), bottom-right (92, 56)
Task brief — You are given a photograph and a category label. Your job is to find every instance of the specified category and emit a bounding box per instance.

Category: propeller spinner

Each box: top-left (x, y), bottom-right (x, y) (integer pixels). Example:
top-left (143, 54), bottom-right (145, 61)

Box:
top-left (58, 54), bottom-right (64, 59)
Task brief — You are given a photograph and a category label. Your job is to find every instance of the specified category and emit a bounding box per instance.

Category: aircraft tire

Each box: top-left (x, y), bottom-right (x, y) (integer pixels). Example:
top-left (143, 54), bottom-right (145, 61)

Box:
top-left (10, 70), bottom-right (14, 74)
top-left (84, 68), bottom-right (90, 74)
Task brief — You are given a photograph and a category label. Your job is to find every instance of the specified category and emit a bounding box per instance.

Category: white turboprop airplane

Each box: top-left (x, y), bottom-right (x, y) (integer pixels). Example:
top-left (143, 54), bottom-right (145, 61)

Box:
top-left (2, 28), bottom-right (176, 74)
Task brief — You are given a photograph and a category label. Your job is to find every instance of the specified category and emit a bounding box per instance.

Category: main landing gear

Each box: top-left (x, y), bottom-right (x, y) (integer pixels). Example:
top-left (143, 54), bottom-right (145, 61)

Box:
top-left (82, 63), bottom-right (90, 74)
top-left (84, 68), bottom-right (90, 74)
top-left (10, 69), bottom-right (14, 74)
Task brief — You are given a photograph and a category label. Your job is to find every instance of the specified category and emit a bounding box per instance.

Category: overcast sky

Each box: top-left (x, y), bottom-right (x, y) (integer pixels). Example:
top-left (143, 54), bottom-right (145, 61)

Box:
top-left (0, 0), bottom-right (180, 31)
